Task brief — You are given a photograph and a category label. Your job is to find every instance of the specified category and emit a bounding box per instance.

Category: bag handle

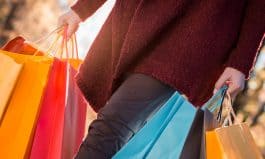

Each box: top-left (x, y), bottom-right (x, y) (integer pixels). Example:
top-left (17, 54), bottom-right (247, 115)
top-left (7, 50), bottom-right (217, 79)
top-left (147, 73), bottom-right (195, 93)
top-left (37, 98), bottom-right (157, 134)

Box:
top-left (221, 93), bottom-right (240, 126)
top-left (59, 26), bottom-right (79, 59)
top-left (201, 85), bottom-right (228, 112)
top-left (30, 26), bottom-right (79, 59)
top-left (29, 27), bottom-right (62, 56)
top-left (201, 85), bottom-right (228, 122)
top-left (31, 26), bottom-right (63, 45)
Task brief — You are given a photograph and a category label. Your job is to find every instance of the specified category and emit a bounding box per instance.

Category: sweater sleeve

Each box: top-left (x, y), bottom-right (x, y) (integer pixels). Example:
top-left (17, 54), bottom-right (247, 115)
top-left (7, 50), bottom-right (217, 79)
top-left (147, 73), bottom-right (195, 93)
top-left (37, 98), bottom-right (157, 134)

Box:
top-left (71, 0), bottom-right (106, 21)
top-left (225, 0), bottom-right (265, 79)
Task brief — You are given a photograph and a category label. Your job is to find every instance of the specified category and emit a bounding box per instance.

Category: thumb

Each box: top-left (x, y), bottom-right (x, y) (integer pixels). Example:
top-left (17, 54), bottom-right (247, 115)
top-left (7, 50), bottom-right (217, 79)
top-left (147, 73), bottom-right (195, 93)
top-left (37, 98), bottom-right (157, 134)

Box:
top-left (214, 72), bottom-right (230, 94)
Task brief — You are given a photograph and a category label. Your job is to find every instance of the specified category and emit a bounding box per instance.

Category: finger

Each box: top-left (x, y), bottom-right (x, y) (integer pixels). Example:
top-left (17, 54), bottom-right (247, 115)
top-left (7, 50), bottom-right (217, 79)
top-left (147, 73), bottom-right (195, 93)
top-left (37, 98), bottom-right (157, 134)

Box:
top-left (229, 89), bottom-right (240, 101)
top-left (58, 17), bottom-right (66, 28)
top-left (214, 73), bottom-right (230, 94)
top-left (227, 81), bottom-right (244, 99)
top-left (67, 22), bottom-right (78, 40)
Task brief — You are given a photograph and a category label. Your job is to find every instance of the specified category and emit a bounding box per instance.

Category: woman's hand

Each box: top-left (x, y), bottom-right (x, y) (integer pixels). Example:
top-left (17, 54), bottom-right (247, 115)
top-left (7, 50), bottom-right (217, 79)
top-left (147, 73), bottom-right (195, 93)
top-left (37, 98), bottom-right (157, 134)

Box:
top-left (58, 10), bottom-right (82, 39)
top-left (214, 67), bottom-right (246, 99)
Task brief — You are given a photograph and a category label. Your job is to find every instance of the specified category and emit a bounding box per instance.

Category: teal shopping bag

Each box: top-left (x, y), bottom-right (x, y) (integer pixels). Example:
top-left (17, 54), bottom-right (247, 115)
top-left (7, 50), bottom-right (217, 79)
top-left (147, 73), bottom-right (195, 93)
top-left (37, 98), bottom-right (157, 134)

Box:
top-left (112, 91), bottom-right (196, 159)
top-left (113, 86), bottom-right (228, 159)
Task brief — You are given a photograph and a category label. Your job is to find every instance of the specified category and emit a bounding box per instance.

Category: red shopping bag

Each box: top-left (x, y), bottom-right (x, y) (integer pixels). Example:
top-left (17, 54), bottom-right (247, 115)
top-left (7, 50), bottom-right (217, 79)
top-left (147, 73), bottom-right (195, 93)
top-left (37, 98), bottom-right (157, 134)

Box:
top-left (29, 30), bottom-right (87, 159)
top-left (30, 60), bottom-right (87, 159)
top-left (2, 36), bottom-right (44, 55)
top-left (30, 59), bottom-right (67, 159)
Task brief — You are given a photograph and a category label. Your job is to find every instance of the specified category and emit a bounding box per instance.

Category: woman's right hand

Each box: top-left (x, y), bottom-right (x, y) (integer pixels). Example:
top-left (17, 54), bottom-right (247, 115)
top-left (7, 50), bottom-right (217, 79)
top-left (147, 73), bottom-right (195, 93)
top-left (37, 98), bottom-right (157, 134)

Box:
top-left (58, 10), bottom-right (82, 39)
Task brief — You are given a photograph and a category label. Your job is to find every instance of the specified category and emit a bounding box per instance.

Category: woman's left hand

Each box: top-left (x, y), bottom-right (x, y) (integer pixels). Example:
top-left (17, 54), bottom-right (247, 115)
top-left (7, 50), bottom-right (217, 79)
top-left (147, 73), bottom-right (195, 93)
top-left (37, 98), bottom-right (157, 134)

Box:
top-left (214, 67), bottom-right (246, 99)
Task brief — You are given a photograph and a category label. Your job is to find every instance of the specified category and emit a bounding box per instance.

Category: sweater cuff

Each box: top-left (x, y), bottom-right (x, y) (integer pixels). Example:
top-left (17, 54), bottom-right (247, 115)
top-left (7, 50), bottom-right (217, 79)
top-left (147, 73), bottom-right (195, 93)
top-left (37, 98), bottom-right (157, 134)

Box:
top-left (225, 57), bottom-right (255, 79)
top-left (225, 35), bottom-right (264, 79)
top-left (71, 0), bottom-right (106, 21)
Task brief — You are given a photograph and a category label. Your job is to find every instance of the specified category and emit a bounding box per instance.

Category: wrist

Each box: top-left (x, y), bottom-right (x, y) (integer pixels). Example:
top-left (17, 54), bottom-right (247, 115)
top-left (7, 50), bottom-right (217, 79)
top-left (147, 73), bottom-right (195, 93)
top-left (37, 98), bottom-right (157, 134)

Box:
top-left (70, 9), bottom-right (82, 23)
top-left (225, 67), bottom-right (246, 79)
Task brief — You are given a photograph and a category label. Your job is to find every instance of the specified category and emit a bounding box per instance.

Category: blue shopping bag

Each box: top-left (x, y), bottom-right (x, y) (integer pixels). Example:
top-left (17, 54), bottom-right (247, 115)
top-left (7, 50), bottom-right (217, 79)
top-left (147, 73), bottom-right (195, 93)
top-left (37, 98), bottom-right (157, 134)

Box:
top-left (112, 91), bottom-right (196, 159)
top-left (113, 86), bottom-right (228, 159)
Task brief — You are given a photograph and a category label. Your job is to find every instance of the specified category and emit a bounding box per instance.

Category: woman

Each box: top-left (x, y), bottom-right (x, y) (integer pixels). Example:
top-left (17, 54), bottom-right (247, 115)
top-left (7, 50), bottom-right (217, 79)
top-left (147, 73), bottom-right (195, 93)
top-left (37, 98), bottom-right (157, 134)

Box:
top-left (58, 0), bottom-right (265, 158)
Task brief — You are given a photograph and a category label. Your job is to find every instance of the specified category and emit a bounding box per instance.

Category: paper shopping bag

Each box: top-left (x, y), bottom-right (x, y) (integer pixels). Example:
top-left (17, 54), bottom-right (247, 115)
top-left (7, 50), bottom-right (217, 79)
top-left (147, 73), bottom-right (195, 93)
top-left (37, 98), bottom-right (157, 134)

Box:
top-left (29, 59), bottom-right (67, 159)
top-left (179, 109), bottom-right (204, 159)
top-left (3, 32), bottom-right (85, 159)
top-left (2, 36), bottom-right (44, 55)
top-left (198, 86), bottom-right (228, 159)
top-left (206, 92), bottom-right (263, 159)
top-left (180, 87), bottom-right (225, 159)
top-left (0, 50), bottom-right (53, 159)
top-left (0, 53), bottom-right (23, 121)
top-left (206, 129), bottom-right (226, 159)
top-left (2, 36), bottom-right (82, 70)
top-left (61, 65), bottom-right (87, 159)
top-left (30, 61), bottom-right (87, 159)
top-left (215, 123), bottom-right (263, 159)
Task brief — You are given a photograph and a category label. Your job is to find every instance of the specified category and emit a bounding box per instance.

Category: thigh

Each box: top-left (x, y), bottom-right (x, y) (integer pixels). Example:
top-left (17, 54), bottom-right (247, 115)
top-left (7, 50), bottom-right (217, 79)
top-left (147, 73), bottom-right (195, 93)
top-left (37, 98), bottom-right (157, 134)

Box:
top-left (98, 73), bottom-right (175, 141)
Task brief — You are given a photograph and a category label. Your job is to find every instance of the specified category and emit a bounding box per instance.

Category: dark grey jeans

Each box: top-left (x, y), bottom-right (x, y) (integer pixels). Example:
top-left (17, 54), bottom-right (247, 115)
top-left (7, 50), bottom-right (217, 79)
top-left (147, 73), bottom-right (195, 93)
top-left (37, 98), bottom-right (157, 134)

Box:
top-left (75, 73), bottom-right (175, 159)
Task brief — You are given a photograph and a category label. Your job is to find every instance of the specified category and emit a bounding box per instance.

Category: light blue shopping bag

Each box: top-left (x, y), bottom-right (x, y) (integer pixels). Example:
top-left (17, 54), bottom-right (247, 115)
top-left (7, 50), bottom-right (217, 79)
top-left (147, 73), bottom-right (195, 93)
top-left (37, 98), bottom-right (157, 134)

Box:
top-left (113, 86), bottom-right (228, 159)
top-left (112, 91), bottom-right (196, 159)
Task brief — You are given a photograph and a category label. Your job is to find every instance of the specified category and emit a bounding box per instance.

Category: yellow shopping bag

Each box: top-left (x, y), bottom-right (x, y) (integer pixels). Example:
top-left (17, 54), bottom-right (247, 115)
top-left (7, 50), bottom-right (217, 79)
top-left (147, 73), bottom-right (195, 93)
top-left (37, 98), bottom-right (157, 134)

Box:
top-left (0, 50), bottom-right (53, 159)
top-left (0, 53), bottom-right (23, 121)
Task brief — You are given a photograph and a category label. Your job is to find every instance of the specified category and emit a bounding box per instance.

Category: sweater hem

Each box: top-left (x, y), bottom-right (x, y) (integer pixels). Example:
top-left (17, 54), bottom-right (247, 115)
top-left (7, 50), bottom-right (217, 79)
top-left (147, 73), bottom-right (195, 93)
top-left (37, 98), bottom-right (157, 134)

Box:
top-left (75, 73), bottom-right (102, 112)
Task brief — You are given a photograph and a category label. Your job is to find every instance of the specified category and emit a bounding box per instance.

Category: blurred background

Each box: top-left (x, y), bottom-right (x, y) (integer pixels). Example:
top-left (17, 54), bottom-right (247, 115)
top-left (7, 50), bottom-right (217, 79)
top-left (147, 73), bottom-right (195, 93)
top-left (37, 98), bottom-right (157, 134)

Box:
top-left (1, 0), bottom-right (265, 157)
top-left (0, 0), bottom-right (115, 57)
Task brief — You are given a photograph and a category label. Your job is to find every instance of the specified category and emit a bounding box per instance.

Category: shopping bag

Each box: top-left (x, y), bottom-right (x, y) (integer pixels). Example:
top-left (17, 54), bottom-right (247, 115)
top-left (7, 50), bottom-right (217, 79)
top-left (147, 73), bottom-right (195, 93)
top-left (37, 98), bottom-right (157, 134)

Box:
top-left (206, 95), bottom-right (263, 159)
top-left (61, 65), bottom-right (87, 159)
top-left (30, 31), bottom-right (87, 159)
top-left (199, 109), bottom-right (219, 159)
top-left (2, 35), bottom-right (82, 70)
top-left (0, 53), bottom-right (23, 121)
top-left (30, 60), bottom-right (87, 159)
top-left (216, 123), bottom-right (262, 159)
top-left (112, 91), bottom-right (197, 159)
top-left (201, 85), bottom-right (227, 159)
top-left (180, 86), bottom-right (226, 159)
top-left (179, 109), bottom-right (204, 159)
top-left (2, 36), bottom-right (44, 55)
top-left (29, 59), bottom-right (67, 159)
top-left (206, 130), bottom-right (225, 159)
top-left (0, 50), bottom-right (53, 159)
top-left (180, 109), bottom-right (221, 159)
top-left (113, 86), bottom-right (228, 159)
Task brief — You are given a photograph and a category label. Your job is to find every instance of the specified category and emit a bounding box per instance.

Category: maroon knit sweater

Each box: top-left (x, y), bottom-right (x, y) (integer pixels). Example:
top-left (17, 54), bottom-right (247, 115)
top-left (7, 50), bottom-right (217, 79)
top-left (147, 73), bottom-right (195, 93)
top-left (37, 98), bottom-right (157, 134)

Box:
top-left (72, 0), bottom-right (265, 112)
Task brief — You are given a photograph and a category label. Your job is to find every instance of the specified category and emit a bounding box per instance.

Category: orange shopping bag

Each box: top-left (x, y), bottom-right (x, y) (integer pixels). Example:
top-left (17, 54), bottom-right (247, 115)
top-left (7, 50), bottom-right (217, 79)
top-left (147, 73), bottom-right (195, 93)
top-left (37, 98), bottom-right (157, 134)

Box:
top-left (0, 53), bottom-right (23, 121)
top-left (0, 50), bottom-right (53, 159)
top-left (206, 130), bottom-right (226, 159)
